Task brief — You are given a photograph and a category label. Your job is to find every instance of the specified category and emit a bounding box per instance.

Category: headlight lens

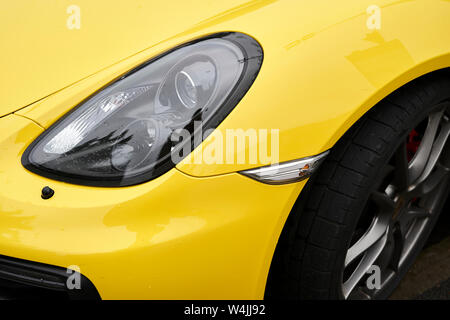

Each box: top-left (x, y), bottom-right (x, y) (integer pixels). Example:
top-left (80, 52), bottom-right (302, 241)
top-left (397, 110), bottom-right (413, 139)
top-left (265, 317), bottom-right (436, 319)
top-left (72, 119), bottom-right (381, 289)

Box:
top-left (22, 33), bottom-right (263, 186)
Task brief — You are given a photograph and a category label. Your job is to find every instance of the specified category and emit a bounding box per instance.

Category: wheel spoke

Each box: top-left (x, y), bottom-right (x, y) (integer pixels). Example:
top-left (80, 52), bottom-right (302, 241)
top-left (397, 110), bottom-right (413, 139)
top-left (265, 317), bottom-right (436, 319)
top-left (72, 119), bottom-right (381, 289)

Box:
top-left (342, 231), bottom-right (388, 299)
top-left (370, 191), bottom-right (396, 210)
top-left (394, 142), bottom-right (409, 191)
top-left (404, 207), bottom-right (430, 221)
top-left (414, 119), bottom-right (450, 186)
top-left (389, 226), bottom-right (405, 272)
top-left (408, 110), bottom-right (444, 184)
top-left (409, 165), bottom-right (450, 197)
top-left (345, 212), bottom-right (390, 267)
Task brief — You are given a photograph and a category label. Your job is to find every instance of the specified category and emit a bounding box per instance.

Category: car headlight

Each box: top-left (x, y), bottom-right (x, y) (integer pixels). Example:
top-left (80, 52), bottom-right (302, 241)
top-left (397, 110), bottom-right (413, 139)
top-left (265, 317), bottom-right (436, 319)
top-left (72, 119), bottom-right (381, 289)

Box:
top-left (22, 33), bottom-right (263, 187)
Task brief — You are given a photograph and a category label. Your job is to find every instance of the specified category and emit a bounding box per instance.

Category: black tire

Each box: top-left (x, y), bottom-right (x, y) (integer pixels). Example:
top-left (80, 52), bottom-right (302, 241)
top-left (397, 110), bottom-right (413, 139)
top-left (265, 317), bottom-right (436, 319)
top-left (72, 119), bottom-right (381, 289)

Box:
top-left (266, 69), bottom-right (450, 300)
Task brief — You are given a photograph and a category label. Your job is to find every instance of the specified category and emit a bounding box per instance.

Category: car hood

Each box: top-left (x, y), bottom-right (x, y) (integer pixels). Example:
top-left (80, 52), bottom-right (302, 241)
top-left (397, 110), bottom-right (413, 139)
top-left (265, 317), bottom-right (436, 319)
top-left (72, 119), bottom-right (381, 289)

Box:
top-left (0, 0), bottom-right (266, 117)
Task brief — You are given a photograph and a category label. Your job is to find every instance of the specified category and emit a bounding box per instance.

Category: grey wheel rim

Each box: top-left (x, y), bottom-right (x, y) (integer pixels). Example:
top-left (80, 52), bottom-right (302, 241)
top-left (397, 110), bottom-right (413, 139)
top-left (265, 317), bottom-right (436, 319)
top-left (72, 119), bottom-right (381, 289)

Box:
top-left (342, 103), bottom-right (450, 299)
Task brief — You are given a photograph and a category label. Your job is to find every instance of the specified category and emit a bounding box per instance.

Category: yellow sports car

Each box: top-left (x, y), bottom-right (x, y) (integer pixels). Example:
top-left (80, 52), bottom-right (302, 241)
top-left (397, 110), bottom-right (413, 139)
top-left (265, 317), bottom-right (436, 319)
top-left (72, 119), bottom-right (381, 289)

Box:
top-left (0, 0), bottom-right (449, 300)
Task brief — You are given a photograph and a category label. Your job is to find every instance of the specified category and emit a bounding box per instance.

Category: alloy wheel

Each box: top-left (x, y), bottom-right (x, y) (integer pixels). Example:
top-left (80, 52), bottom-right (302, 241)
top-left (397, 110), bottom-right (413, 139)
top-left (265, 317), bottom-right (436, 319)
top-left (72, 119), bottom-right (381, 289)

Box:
top-left (342, 103), bottom-right (450, 299)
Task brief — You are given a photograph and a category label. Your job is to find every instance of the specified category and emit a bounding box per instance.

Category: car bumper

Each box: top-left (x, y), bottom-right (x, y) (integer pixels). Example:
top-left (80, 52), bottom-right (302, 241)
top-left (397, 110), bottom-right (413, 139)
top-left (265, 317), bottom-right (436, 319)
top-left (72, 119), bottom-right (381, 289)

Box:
top-left (0, 114), bottom-right (304, 299)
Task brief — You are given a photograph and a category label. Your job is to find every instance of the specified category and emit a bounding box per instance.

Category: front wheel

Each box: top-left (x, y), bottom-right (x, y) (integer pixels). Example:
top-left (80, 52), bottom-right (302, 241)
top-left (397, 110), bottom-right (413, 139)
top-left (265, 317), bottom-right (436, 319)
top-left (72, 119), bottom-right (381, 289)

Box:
top-left (267, 71), bottom-right (450, 299)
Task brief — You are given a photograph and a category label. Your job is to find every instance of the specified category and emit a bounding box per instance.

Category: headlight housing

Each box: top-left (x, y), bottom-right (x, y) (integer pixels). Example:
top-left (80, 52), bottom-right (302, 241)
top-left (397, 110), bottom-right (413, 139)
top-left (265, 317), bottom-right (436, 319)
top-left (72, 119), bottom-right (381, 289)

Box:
top-left (22, 33), bottom-right (263, 187)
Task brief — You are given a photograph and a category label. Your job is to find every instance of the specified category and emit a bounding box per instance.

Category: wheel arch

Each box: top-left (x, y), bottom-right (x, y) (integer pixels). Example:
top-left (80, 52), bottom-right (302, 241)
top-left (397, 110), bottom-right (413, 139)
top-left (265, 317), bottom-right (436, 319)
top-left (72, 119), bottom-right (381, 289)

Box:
top-left (325, 59), bottom-right (450, 155)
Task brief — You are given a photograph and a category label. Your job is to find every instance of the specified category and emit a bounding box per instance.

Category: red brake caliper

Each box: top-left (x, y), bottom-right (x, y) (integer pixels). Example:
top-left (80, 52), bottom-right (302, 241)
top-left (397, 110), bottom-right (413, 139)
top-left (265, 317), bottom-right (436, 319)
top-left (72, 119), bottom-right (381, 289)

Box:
top-left (407, 129), bottom-right (420, 162)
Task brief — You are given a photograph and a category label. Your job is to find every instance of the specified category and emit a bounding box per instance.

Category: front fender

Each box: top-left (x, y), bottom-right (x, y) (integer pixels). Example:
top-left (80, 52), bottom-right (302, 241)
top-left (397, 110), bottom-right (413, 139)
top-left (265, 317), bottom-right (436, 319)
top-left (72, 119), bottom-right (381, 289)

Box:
top-left (18, 0), bottom-right (450, 177)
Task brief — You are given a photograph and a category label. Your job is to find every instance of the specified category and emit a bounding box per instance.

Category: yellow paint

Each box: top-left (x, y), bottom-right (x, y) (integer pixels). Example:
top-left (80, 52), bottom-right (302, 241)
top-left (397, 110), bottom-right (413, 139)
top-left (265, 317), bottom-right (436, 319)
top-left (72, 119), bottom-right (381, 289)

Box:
top-left (0, 0), bottom-right (449, 298)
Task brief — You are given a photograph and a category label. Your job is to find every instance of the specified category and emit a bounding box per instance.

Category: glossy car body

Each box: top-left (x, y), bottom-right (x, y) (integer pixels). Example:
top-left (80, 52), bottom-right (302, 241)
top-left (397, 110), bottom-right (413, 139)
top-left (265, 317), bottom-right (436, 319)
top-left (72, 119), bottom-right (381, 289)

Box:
top-left (0, 0), bottom-right (449, 299)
